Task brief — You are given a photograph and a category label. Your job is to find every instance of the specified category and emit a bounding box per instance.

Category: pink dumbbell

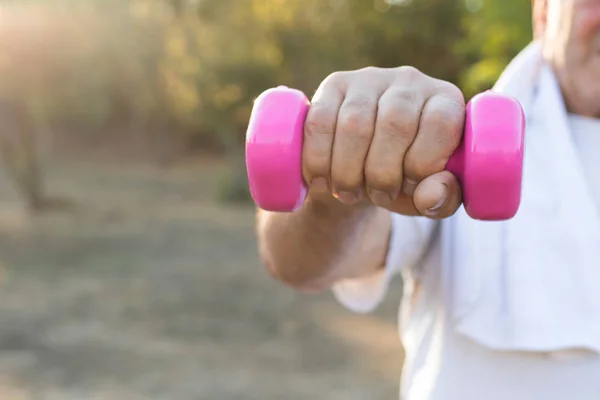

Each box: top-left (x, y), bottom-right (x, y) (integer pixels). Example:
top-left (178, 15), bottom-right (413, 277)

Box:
top-left (245, 86), bottom-right (525, 221)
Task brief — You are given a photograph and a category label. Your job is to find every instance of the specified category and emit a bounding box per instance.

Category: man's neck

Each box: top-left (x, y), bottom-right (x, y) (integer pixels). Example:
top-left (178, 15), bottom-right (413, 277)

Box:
top-left (546, 60), bottom-right (600, 119)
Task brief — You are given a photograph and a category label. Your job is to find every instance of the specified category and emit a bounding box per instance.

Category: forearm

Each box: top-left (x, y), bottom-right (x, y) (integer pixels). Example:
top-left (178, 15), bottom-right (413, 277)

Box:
top-left (256, 198), bottom-right (392, 292)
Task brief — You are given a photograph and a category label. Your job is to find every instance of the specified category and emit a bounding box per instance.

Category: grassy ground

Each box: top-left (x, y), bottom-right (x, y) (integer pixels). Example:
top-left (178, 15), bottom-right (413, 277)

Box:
top-left (0, 159), bottom-right (404, 400)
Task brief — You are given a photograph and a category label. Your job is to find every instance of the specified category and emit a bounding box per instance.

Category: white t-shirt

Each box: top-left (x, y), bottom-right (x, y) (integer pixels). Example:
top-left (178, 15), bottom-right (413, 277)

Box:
top-left (332, 113), bottom-right (600, 400)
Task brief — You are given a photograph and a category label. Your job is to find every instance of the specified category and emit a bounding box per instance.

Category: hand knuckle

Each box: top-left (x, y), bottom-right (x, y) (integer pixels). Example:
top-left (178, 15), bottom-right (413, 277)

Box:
top-left (357, 65), bottom-right (373, 73)
top-left (341, 94), bottom-right (374, 111)
top-left (389, 87), bottom-right (418, 104)
top-left (338, 117), bottom-right (372, 142)
top-left (365, 166), bottom-right (400, 192)
top-left (378, 105), bottom-right (417, 145)
top-left (345, 127), bottom-right (373, 144)
top-left (357, 65), bottom-right (383, 76)
top-left (304, 120), bottom-right (323, 139)
top-left (379, 117), bottom-right (414, 148)
top-left (325, 70), bottom-right (348, 85)
top-left (305, 105), bottom-right (333, 137)
top-left (395, 65), bottom-right (422, 80)
top-left (439, 81), bottom-right (465, 104)
top-left (427, 97), bottom-right (464, 135)
top-left (338, 98), bottom-right (374, 137)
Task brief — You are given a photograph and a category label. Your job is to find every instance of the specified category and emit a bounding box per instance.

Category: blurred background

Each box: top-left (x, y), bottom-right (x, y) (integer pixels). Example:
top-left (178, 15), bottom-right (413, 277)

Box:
top-left (0, 0), bottom-right (530, 399)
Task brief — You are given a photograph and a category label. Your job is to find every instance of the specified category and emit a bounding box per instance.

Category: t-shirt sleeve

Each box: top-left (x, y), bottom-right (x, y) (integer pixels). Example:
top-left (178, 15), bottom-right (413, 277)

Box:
top-left (331, 212), bottom-right (437, 313)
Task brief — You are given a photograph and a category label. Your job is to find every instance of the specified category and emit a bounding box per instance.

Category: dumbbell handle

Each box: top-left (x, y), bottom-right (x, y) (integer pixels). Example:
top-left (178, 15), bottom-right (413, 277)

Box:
top-left (246, 86), bottom-right (525, 220)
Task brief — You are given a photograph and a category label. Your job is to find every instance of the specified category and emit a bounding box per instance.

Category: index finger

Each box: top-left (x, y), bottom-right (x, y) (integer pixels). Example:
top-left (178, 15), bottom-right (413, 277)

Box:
top-left (302, 73), bottom-right (346, 194)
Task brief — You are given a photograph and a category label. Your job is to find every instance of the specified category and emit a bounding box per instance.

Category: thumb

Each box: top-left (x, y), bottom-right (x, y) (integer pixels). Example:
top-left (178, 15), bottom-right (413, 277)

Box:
top-left (413, 171), bottom-right (462, 219)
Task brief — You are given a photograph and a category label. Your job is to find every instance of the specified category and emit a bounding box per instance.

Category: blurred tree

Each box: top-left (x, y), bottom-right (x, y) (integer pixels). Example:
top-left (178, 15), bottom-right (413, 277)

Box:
top-left (458, 0), bottom-right (533, 97)
top-left (0, 100), bottom-right (47, 212)
top-left (175, 0), bottom-right (469, 201)
top-left (0, 5), bottom-right (60, 212)
top-left (0, 0), bottom-right (535, 207)
top-left (349, 0), bottom-right (465, 81)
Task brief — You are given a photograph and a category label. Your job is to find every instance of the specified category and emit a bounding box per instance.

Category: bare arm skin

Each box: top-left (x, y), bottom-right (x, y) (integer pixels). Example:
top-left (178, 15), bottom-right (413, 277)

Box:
top-left (255, 66), bottom-right (465, 292)
top-left (257, 199), bottom-right (391, 292)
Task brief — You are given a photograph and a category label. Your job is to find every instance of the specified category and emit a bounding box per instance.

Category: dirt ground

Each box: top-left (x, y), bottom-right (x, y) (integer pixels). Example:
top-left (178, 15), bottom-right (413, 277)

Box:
top-left (0, 159), bottom-right (405, 400)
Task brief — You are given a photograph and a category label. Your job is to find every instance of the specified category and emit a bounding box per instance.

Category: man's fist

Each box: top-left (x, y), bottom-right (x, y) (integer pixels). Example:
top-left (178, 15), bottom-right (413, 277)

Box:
top-left (302, 66), bottom-right (465, 218)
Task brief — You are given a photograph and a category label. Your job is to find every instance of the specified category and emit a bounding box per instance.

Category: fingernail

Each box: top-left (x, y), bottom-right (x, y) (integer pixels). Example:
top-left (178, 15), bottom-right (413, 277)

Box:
top-left (426, 184), bottom-right (448, 215)
top-left (310, 177), bottom-right (328, 192)
top-left (333, 190), bottom-right (358, 205)
top-left (402, 179), bottom-right (418, 196)
top-left (369, 190), bottom-right (392, 207)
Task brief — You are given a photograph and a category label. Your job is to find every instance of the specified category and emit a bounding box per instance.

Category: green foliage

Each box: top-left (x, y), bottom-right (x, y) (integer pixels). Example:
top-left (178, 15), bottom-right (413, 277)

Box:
top-left (0, 0), bottom-right (533, 202)
top-left (457, 0), bottom-right (533, 97)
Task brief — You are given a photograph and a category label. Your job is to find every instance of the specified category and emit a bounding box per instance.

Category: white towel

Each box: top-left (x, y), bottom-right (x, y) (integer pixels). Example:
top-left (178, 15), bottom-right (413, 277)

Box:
top-left (447, 41), bottom-right (600, 354)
